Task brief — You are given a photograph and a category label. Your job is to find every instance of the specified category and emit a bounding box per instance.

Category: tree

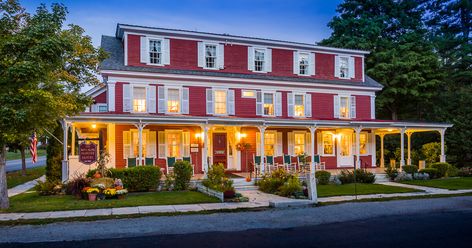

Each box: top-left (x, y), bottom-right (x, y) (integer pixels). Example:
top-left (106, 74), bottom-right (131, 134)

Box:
top-left (46, 125), bottom-right (63, 182)
top-left (6, 134), bottom-right (30, 176)
top-left (0, 1), bottom-right (106, 209)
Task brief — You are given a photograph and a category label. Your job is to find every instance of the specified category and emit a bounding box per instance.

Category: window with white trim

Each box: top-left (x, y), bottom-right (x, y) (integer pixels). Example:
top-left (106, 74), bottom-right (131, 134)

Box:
top-left (132, 130), bottom-right (147, 157)
top-left (339, 56), bottom-right (349, 78)
top-left (242, 90), bottom-right (256, 98)
top-left (132, 86), bottom-right (146, 112)
top-left (263, 92), bottom-right (275, 116)
top-left (299, 53), bottom-right (309, 75)
top-left (322, 132), bottom-right (335, 156)
top-left (254, 49), bottom-right (265, 72)
top-left (98, 105), bottom-right (108, 112)
top-left (205, 44), bottom-right (217, 69)
top-left (294, 94), bottom-right (305, 117)
top-left (294, 132), bottom-right (305, 155)
top-left (167, 88), bottom-right (180, 113)
top-left (339, 96), bottom-right (350, 119)
top-left (149, 39), bottom-right (162, 65)
top-left (264, 132), bottom-right (276, 156)
top-left (360, 132), bottom-right (368, 155)
top-left (214, 90), bottom-right (227, 115)
top-left (166, 131), bottom-right (181, 158)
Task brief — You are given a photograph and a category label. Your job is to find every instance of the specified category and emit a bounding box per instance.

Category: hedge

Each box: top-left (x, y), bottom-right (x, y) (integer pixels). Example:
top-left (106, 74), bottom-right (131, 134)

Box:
top-left (87, 166), bottom-right (162, 192)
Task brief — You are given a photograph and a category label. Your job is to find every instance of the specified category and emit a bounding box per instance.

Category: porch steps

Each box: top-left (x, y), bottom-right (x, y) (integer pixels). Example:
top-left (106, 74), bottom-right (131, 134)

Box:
top-left (233, 178), bottom-right (257, 191)
top-left (374, 173), bottom-right (389, 183)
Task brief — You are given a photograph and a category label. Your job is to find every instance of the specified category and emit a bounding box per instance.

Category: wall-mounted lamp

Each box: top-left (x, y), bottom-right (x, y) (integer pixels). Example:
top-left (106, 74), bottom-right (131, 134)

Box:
top-left (387, 129), bottom-right (393, 132)
top-left (195, 132), bottom-right (204, 139)
top-left (91, 123), bottom-right (97, 129)
top-left (237, 132), bottom-right (247, 140)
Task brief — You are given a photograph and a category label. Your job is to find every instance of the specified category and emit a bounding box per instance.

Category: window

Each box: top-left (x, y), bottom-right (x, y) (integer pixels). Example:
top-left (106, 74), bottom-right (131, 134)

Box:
top-left (264, 132), bottom-right (276, 156)
top-left (205, 44), bottom-right (217, 69)
top-left (339, 57), bottom-right (349, 78)
top-left (360, 133), bottom-right (368, 155)
top-left (149, 39), bottom-right (162, 65)
top-left (254, 49), bottom-right (265, 72)
top-left (340, 96), bottom-right (349, 118)
top-left (242, 90), bottom-right (256, 98)
top-left (167, 88), bottom-right (180, 113)
top-left (133, 87), bottom-right (146, 112)
top-left (294, 94), bottom-right (305, 117)
top-left (263, 92), bottom-right (274, 116)
top-left (166, 131), bottom-right (181, 157)
top-left (294, 133), bottom-right (305, 155)
top-left (299, 53), bottom-right (309, 75)
top-left (132, 131), bottom-right (147, 157)
top-left (98, 105), bottom-right (108, 112)
top-left (322, 132), bottom-right (334, 156)
top-left (214, 90), bottom-right (227, 115)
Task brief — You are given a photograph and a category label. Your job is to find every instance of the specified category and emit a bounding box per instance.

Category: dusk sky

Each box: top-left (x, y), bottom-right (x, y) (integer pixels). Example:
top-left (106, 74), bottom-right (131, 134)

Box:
top-left (21, 0), bottom-right (343, 47)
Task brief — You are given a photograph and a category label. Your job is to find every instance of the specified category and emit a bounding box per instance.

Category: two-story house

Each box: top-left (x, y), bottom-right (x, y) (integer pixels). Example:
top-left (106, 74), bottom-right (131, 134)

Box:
top-left (61, 23), bottom-right (451, 181)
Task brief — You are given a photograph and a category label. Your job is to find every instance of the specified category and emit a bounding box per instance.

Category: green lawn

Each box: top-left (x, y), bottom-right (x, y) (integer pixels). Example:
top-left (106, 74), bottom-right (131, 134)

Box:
top-left (401, 177), bottom-right (472, 190)
top-left (6, 149), bottom-right (46, 160)
top-left (317, 183), bottom-right (421, 197)
top-left (4, 191), bottom-right (220, 213)
top-left (6, 166), bottom-right (45, 189)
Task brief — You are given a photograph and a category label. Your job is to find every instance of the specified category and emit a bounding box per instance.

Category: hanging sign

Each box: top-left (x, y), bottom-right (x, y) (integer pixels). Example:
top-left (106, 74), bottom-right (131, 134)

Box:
top-left (79, 143), bottom-right (97, 165)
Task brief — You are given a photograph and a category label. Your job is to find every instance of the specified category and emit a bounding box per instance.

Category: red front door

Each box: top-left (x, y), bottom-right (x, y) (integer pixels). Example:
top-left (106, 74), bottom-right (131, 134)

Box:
top-left (212, 133), bottom-right (227, 167)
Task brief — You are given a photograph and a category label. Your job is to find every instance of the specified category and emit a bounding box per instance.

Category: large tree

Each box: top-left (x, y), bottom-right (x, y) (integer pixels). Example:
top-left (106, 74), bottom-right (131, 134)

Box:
top-left (0, 0), bottom-right (106, 209)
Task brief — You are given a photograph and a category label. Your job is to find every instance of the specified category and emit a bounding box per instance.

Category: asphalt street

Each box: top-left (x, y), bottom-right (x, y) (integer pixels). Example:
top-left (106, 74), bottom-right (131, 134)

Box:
top-left (5, 156), bottom-right (46, 172)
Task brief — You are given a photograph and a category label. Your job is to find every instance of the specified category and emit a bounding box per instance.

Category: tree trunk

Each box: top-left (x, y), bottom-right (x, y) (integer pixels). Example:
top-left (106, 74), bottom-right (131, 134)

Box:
top-left (391, 111), bottom-right (398, 121)
top-left (20, 146), bottom-right (26, 176)
top-left (0, 144), bottom-right (9, 209)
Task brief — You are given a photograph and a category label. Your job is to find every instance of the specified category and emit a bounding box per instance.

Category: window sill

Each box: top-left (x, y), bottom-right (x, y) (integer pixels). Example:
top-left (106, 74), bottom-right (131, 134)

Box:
top-left (146, 62), bottom-right (165, 66)
top-left (251, 70), bottom-right (268, 74)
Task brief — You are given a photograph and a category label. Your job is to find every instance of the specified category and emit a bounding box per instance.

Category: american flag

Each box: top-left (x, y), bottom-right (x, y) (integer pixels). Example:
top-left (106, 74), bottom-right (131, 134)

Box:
top-left (30, 132), bottom-right (38, 163)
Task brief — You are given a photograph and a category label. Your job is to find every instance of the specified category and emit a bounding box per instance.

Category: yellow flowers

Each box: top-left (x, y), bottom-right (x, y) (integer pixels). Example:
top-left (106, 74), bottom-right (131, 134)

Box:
top-left (103, 188), bottom-right (117, 196)
top-left (86, 188), bottom-right (99, 194)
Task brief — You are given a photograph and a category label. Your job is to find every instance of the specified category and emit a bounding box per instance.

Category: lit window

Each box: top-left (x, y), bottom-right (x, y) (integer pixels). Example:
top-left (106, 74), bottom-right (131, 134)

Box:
top-left (264, 132), bottom-right (276, 156)
top-left (242, 90), bottom-right (256, 98)
top-left (98, 105), bottom-right (108, 112)
top-left (299, 53), bottom-right (309, 75)
top-left (339, 57), bottom-right (349, 78)
top-left (167, 131), bottom-right (181, 157)
top-left (205, 44), bottom-right (217, 69)
top-left (340, 133), bottom-right (351, 156)
top-left (294, 133), bottom-right (305, 155)
top-left (133, 87), bottom-right (146, 112)
top-left (294, 94), bottom-right (305, 117)
top-left (360, 133), bottom-right (368, 155)
top-left (167, 88), bottom-right (180, 113)
top-left (149, 39), bottom-right (162, 65)
top-left (254, 49), bottom-right (265, 72)
top-left (132, 131), bottom-right (147, 157)
top-left (214, 90), bottom-right (227, 115)
top-left (322, 132), bottom-right (334, 155)
top-left (340, 96), bottom-right (349, 118)
top-left (263, 93), bottom-right (274, 116)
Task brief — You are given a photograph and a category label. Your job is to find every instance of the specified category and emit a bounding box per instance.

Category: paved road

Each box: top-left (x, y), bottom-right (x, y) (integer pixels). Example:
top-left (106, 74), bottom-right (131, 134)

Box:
top-left (1, 196), bottom-right (471, 245)
top-left (2, 208), bottom-right (471, 248)
top-left (5, 156), bottom-right (46, 172)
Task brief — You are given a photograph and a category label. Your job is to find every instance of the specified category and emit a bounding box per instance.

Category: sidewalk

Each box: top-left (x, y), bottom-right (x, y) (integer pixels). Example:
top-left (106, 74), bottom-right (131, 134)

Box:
top-left (1, 179), bottom-right (471, 222)
top-left (7, 175), bottom-right (45, 197)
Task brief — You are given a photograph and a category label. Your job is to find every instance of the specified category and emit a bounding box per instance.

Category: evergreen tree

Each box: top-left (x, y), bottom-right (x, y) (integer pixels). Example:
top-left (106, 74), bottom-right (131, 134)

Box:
top-left (46, 124), bottom-right (63, 182)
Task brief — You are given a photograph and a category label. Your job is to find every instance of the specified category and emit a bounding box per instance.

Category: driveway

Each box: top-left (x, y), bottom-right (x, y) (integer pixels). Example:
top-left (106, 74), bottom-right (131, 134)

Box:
top-left (5, 156), bottom-right (46, 172)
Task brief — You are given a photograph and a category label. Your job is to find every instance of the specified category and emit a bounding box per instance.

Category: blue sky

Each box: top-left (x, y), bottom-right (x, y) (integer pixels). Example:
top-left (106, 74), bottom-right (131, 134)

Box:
top-left (21, 0), bottom-right (342, 47)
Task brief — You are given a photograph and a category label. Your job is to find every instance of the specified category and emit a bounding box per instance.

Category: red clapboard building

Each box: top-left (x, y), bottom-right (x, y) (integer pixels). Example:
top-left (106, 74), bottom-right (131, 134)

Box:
top-left (62, 24), bottom-right (451, 180)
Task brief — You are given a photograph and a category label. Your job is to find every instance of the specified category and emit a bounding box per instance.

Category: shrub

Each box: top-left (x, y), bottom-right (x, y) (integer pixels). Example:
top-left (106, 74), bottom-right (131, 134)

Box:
top-left (173, 160), bottom-right (193, 190)
top-left (65, 174), bottom-right (91, 195)
top-left (279, 177), bottom-right (302, 197)
top-left (447, 165), bottom-right (459, 177)
top-left (413, 173), bottom-right (430, 180)
top-left (402, 165), bottom-right (418, 175)
top-left (421, 142), bottom-right (442, 166)
top-left (315, 171), bottom-right (331, 185)
top-left (257, 168), bottom-right (291, 194)
top-left (430, 162), bottom-right (451, 178)
top-left (385, 167), bottom-right (399, 181)
top-left (419, 168), bottom-right (440, 179)
top-left (202, 163), bottom-right (234, 192)
top-left (394, 172), bottom-right (413, 182)
top-left (338, 169), bottom-right (375, 184)
top-left (90, 166), bottom-right (162, 192)
top-left (458, 167), bottom-right (472, 177)
top-left (34, 180), bottom-right (62, 196)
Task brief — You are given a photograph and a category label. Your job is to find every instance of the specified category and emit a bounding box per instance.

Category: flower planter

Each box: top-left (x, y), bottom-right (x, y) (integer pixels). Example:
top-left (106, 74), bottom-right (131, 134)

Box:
top-left (224, 190), bottom-right (236, 199)
top-left (88, 193), bottom-right (97, 201)
top-left (117, 194), bottom-right (126, 200)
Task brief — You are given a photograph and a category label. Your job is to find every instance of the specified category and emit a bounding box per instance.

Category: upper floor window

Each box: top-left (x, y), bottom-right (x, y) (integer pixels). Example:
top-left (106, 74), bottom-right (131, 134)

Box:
top-left (205, 44), bottom-right (217, 69)
top-left (158, 86), bottom-right (189, 114)
top-left (254, 49), bottom-right (265, 72)
top-left (335, 55), bottom-right (355, 79)
top-left (299, 53), bottom-right (309, 75)
top-left (294, 94), bottom-right (305, 117)
top-left (294, 51), bottom-right (314, 76)
top-left (263, 92), bottom-right (275, 116)
top-left (198, 42), bottom-right (224, 69)
top-left (248, 47), bottom-right (272, 73)
top-left (334, 95), bottom-right (356, 119)
top-left (133, 86), bottom-right (146, 112)
top-left (167, 88), bottom-right (180, 113)
top-left (214, 90), bottom-right (227, 115)
top-left (149, 39), bottom-right (162, 65)
top-left (339, 96), bottom-right (349, 118)
top-left (288, 93), bottom-right (311, 118)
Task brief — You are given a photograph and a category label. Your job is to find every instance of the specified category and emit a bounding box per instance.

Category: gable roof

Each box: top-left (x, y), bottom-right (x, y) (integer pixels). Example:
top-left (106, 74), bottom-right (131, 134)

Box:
top-left (99, 35), bottom-right (383, 90)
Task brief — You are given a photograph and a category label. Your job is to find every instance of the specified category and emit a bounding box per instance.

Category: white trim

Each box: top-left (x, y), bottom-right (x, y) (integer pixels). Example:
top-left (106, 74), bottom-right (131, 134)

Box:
top-left (107, 82), bottom-right (115, 112)
top-left (164, 86), bottom-right (183, 115)
top-left (361, 56), bottom-right (365, 82)
top-left (370, 95), bottom-right (376, 119)
top-left (130, 84), bottom-right (148, 114)
top-left (199, 42), bottom-right (222, 70)
top-left (124, 32), bottom-right (128, 66)
top-left (118, 25), bottom-right (371, 55)
top-left (104, 71), bottom-right (381, 92)
top-left (146, 36), bottom-right (166, 66)
top-left (261, 90), bottom-right (276, 117)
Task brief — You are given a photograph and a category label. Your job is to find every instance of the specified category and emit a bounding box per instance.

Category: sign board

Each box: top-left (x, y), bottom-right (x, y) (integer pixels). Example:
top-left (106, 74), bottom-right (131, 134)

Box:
top-left (79, 143), bottom-right (97, 165)
top-left (190, 143), bottom-right (199, 148)
top-left (191, 148), bottom-right (199, 153)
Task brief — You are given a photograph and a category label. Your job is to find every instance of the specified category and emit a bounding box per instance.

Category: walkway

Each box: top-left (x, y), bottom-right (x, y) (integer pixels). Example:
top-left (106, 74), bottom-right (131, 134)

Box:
top-left (7, 175), bottom-right (45, 197)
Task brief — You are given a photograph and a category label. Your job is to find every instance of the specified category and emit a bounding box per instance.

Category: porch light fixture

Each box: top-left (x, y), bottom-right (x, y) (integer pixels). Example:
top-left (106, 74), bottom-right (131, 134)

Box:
top-left (91, 123), bottom-right (97, 129)
top-left (387, 129), bottom-right (393, 132)
top-left (195, 132), bottom-right (204, 139)
top-left (237, 132), bottom-right (247, 140)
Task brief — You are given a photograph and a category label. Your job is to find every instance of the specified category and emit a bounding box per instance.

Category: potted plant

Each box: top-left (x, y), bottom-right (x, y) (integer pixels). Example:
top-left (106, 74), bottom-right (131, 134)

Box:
top-left (116, 189), bottom-right (128, 200)
top-left (103, 188), bottom-right (117, 199)
top-left (93, 183), bottom-right (106, 200)
top-left (86, 187), bottom-right (99, 201)
top-left (222, 178), bottom-right (235, 199)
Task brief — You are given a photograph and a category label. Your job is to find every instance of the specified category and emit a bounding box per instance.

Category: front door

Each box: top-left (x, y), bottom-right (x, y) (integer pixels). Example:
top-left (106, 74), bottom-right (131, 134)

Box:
top-left (212, 133), bottom-right (227, 167)
top-left (338, 132), bottom-right (354, 167)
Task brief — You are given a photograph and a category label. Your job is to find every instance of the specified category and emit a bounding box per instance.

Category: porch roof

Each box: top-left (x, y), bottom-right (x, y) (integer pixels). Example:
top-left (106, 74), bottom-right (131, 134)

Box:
top-left (66, 113), bottom-right (452, 131)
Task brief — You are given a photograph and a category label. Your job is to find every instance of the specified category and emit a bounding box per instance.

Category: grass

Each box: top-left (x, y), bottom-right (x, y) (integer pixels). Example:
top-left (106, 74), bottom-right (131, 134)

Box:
top-left (6, 166), bottom-right (45, 189)
top-left (400, 177), bottom-right (472, 190)
top-left (6, 149), bottom-right (46, 160)
top-left (317, 183), bottom-right (421, 197)
top-left (3, 190), bottom-right (220, 213)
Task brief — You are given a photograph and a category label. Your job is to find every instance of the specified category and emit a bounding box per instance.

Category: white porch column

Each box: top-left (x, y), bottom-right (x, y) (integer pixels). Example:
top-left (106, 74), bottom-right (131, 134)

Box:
top-left (135, 122), bottom-right (146, 166)
top-left (258, 125), bottom-right (266, 174)
top-left (71, 125), bottom-right (76, 156)
top-left (406, 131), bottom-right (412, 165)
top-left (308, 126), bottom-right (318, 203)
top-left (107, 123), bottom-right (116, 168)
top-left (379, 133), bottom-right (385, 168)
top-left (439, 129), bottom-right (446, 162)
top-left (202, 125), bottom-right (209, 177)
top-left (61, 119), bottom-right (70, 183)
top-left (355, 127), bottom-right (362, 169)
top-left (400, 128), bottom-right (405, 167)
